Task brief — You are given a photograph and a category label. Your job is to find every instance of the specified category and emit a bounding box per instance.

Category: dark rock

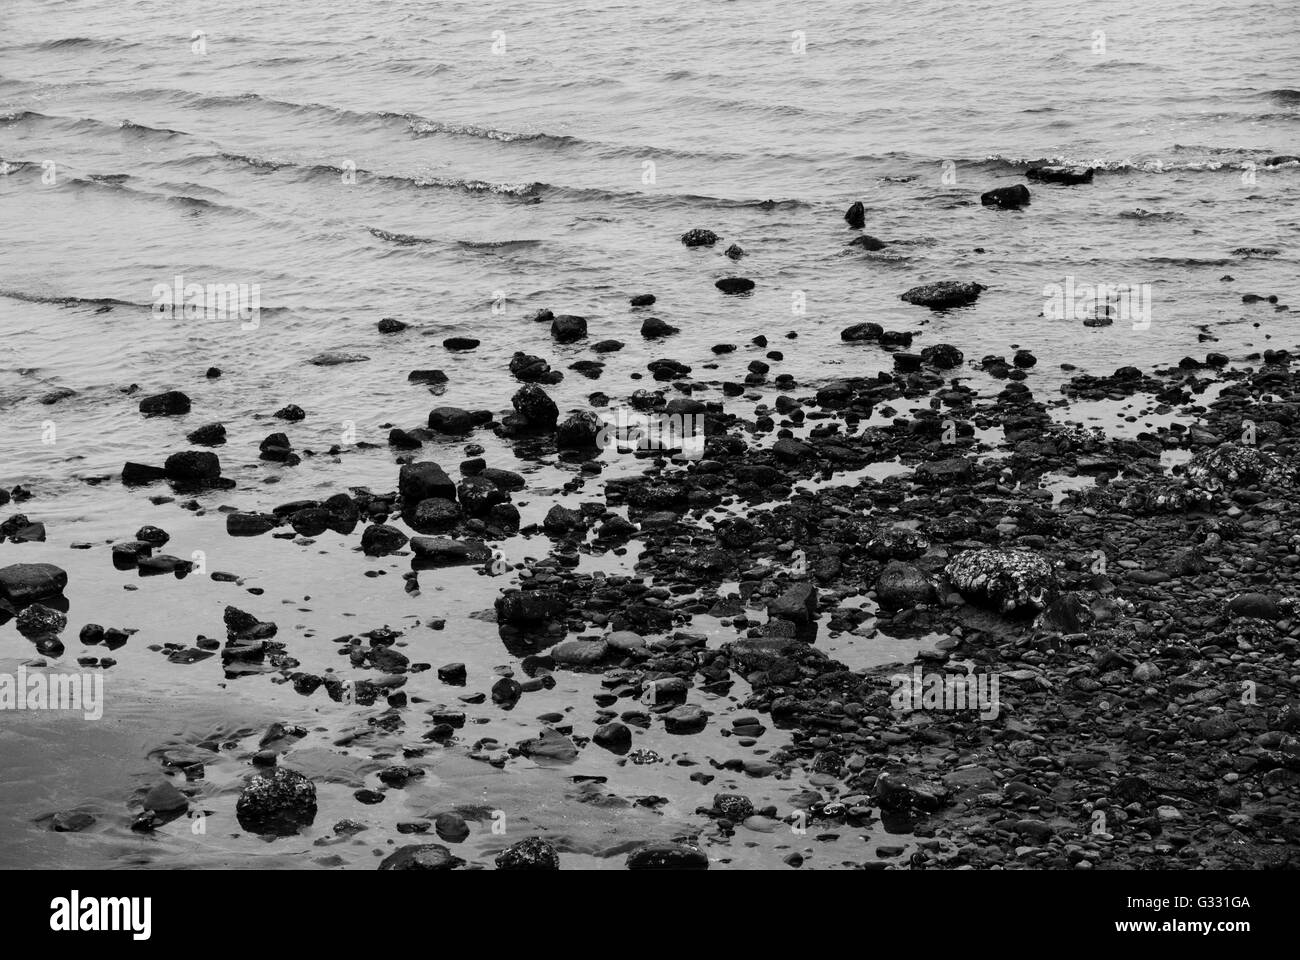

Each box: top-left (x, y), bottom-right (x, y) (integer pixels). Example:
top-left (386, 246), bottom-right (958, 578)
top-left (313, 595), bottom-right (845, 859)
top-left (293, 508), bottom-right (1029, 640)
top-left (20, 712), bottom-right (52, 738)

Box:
top-left (715, 277), bottom-right (755, 295)
top-left (399, 461), bottom-right (456, 503)
top-left (0, 562), bottom-right (67, 605)
top-left (980, 184), bottom-right (1030, 209)
top-left (456, 476), bottom-right (505, 515)
top-left (186, 422), bottom-right (226, 445)
top-left (848, 235), bottom-right (886, 251)
top-left (900, 280), bottom-right (985, 309)
top-left (408, 369), bottom-right (448, 384)
top-left (1026, 165), bottom-right (1094, 185)
top-left (235, 767), bottom-right (317, 836)
top-left (921, 343), bottom-right (964, 368)
top-left (139, 391), bottom-right (190, 417)
top-left (409, 537), bottom-right (491, 566)
top-left (378, 844), bottom-right (463, 870)
top-left (626, 841), bottom-right (708, 870)
top-left (641, 317), bottom-right (680, 338)
top-left (409, 498), bottom-right (460, 531)
top-left (844, 200), bottom-right (865, 228)
top-left (512, 384), bottom-right (558, 428)
top-left (509, 352), bottom-right (552, 382)
top-left (551, 315), bottom-right (587, 343)
top-left (556, 410), bottom-right (605, 449)
top-left (875, 562), bottom-right (936, 610)
top-left (17, 603), bottom-right (67, 638)
top-left (121, 462), bottom-right (167, 485)
top-left (164, 451), bottom-right (220, 481)
top-left (1228, 593), bottom-right (1279, 621)
top-left (841, 322), bottom-right (883, 342)
top-left (593, 721), bottom-right (632, 753)
top-left (227, 512), bottom-right (278, 537)
top-left (428, 407), bottom-right (476, 434)
top-left (768, 583), bottom-right (818, 626)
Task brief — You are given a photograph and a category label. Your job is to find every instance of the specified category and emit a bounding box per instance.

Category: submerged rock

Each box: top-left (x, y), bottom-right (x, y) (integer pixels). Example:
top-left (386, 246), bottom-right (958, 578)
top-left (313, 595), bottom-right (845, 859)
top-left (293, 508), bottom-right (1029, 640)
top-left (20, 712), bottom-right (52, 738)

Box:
top-left (980, 184), bottom-right (1030, 208)
top-left (1026, 165), bottom-right (1094, 185)
top-left (138, 390), bottom-right (191, 417)
top-left (626, 841), bottom-right (709, 870)
top-left (715, 277), bottom-right (755, 295)
top-left (164, 451), bottom-right (221, 482)
top-left (550, 314), bottom-right (587, 343)
top-left (379, 844), bottom-right (464, 870)
top-left (680, 228), bottom-right (719, 247)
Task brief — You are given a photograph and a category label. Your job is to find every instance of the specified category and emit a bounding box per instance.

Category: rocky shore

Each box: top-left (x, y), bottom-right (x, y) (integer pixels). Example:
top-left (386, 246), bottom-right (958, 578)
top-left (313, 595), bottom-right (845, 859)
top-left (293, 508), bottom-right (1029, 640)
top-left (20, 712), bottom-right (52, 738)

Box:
top-left (4, 189), bottom-right (1299, 870)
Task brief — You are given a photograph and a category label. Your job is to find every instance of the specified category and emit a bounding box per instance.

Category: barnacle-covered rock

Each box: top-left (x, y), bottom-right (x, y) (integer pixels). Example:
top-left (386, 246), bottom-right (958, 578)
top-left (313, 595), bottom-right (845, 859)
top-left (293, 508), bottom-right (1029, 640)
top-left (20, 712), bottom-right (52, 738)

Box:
top-left (945, 548), bottom-right (1056, 613)
top-left (924, 515), bottom-right (981, 542)
top-left (1003, 502), bottom-right (1062, 536)
top-left (1184, 443), bottom-right (1292, 492)
top-left (1116, 481), bottom-right (1214, 514)
top-left (846, 522), bottom-right (929, 560)
top-left (1220, 617), bottom-right (1278, 648)
top-left (235, 767), bottom-right (317, 836)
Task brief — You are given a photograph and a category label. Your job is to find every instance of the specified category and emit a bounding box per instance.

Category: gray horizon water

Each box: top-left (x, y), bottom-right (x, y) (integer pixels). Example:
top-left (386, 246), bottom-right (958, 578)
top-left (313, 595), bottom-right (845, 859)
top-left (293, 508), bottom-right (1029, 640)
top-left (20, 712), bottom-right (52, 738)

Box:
top-left (0, 0), bottom-right (1297, 868)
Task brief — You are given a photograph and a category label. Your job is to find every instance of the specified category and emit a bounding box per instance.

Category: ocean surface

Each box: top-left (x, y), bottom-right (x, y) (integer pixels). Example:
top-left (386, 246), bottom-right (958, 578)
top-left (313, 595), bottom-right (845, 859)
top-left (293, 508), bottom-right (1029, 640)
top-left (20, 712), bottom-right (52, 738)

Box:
top-left (0, 0), bottom-right (1297, 868)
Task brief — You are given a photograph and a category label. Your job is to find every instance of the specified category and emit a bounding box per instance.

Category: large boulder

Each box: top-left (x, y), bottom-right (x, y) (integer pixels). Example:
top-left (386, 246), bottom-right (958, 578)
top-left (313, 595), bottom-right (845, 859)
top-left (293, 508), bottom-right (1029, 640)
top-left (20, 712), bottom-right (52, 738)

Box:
top-left (0, 563), bottom-right (68, 605)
